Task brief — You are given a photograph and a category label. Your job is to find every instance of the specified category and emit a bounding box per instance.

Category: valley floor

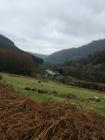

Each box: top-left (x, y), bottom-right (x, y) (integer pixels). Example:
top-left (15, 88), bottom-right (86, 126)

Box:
top-left (1, 73), bottom-right (105, 116)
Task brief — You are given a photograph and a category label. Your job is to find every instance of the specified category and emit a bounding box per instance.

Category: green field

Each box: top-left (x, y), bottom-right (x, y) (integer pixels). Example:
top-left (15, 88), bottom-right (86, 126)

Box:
top-left (1, 72), bottom-right (105, 116)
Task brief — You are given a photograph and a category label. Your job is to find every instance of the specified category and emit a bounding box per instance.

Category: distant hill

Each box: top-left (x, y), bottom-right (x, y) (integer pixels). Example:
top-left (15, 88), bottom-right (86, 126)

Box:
top-left (0, 34), bottom-right (43, 75)
top-left (30, 52), bottom-right (48, 59)
top-left (45, 39), bottom-right (105, 64)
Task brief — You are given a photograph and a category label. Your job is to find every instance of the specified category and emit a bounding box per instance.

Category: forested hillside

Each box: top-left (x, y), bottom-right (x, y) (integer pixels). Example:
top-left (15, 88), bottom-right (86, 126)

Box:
top-left (55, 50), bottom-right (105, 90)
top-left (0, 34), bottom-right (43, 75)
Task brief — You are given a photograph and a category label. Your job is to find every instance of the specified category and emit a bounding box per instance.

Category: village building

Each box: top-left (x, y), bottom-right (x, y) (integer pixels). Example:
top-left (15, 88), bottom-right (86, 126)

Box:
top-left (45, 69), bottom-right (63, 80)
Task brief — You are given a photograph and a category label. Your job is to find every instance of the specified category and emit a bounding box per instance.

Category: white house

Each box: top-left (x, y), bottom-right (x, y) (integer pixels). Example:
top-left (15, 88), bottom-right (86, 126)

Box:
top-left (45, 69), bottom-right (63, 80)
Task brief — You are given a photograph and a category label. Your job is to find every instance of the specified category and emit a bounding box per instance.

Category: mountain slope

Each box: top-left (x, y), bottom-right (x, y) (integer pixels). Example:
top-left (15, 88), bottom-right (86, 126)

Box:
top-left (74, 50), bottom-right (105, 69)
top-left (0, 34), bottom-right (43, 75)
top-left (58, 50), bottom-right (105, 85)
top-left (0, 34), bottom-right (19, 50)
top-left (45, 39), bottom-right (105, 64)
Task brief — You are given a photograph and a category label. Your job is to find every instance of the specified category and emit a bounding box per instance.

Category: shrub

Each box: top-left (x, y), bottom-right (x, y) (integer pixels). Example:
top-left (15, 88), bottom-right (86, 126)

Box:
top-left (32, 88), bottom-right (37, 91)
top-left (0, 75), bottom-right (2, 80)
top-left (37, 89), bottom-right (48, 94)
top-left (25, 87), bottom-right (31, 91)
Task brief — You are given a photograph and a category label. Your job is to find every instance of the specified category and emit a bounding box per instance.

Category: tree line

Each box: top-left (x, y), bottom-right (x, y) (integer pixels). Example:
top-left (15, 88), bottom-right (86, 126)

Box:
top-left (0, 48), bottom-right (43, 75)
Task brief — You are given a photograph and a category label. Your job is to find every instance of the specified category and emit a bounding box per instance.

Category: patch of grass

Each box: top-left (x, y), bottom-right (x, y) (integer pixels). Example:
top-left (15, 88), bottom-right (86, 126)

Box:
top-left (1, 72), bottom-right (105, 116)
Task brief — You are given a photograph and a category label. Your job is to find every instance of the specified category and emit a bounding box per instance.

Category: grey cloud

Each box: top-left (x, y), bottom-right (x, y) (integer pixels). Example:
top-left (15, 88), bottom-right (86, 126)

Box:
top-left (0, 0), bottom-right (105, 54)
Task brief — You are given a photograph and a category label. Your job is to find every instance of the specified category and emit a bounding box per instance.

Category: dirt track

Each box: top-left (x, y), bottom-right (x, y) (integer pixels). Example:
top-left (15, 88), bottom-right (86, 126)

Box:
top-left (0, 84), bottom-right (105, 140)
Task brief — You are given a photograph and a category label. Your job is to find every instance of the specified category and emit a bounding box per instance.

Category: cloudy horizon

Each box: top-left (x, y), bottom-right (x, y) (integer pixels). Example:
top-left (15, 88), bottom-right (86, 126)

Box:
top-left (0, 0), bottom-right (105, 55)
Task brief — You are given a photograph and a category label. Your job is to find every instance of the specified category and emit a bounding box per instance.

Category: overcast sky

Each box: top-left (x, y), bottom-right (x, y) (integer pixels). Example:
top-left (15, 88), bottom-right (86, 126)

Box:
top-left (0, 0), bottom-right (105, 54)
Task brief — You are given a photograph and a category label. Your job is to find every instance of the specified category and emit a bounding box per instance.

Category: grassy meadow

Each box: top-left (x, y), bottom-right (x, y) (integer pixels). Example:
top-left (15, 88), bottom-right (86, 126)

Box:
top-left (1, 72), bottom-right (105, 116)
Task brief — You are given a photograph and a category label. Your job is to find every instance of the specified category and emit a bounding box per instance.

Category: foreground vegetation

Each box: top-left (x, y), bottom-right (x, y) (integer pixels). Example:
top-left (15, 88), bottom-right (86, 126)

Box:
top-left (1, 73), bottom-right (105, 116)
top-left (0, 84), bottom-right (105, 140)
